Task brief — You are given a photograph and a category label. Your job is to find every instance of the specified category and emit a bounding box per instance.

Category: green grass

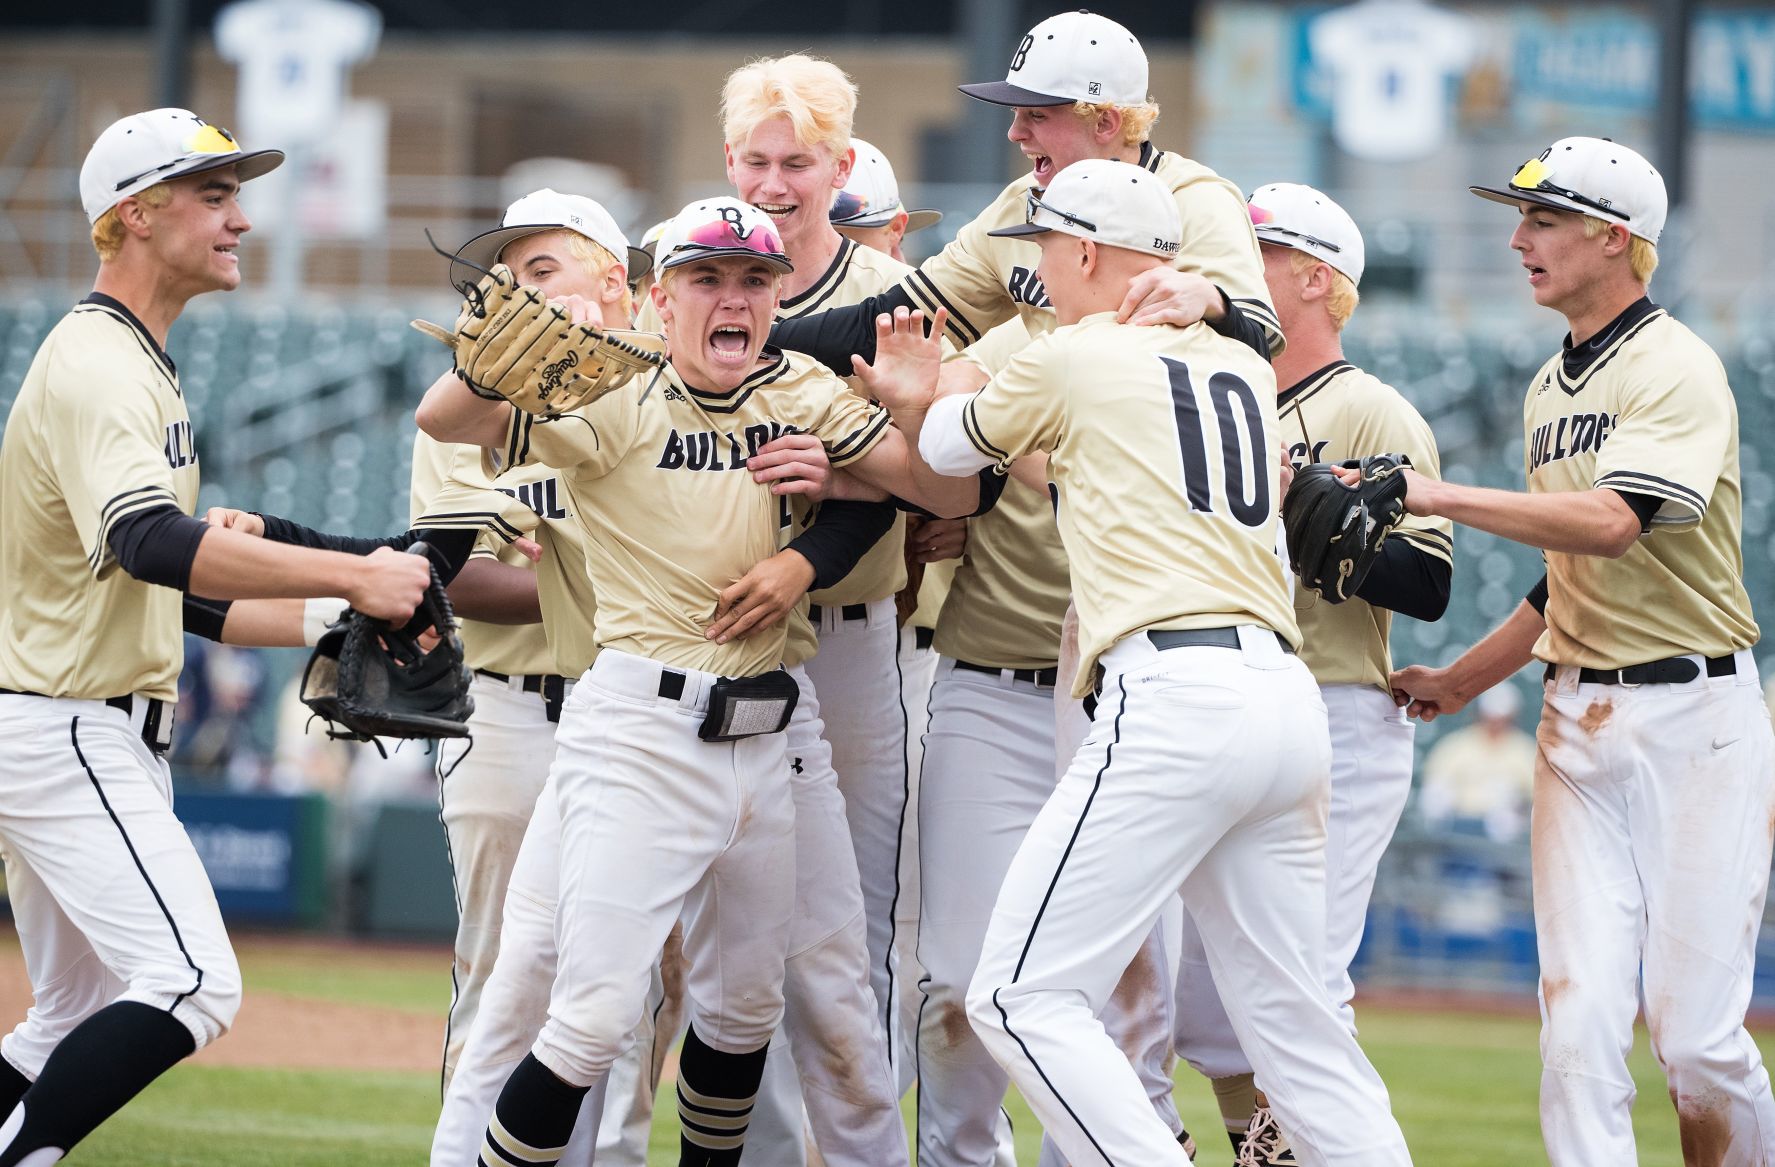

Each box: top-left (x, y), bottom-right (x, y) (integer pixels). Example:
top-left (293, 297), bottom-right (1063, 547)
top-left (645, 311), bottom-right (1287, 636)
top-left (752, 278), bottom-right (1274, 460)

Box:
top-left (231, 937), bottom-right (452, 1015)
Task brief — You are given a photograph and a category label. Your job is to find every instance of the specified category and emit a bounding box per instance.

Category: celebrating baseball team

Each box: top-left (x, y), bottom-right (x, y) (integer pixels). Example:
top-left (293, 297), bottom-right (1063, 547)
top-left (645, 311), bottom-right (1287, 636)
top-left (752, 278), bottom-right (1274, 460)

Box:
top-left (1, 7), bottom-right (1772, 1167)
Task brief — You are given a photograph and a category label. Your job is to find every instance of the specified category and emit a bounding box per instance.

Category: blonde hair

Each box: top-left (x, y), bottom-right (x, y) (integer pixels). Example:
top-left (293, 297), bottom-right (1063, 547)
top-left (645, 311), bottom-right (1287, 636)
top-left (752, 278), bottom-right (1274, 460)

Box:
top-left (1581, 214), bottom-right (1659, 285)
top-left (721, 54), bottom-right (857, 157)
top-left (91, 182), bottom-right (171, 261)
top-left (1072, 100), bottom-right (1161, 149)
top-left (564, 231), bottom-right (635, 320)
top-left (1290, 248), bottom-right (1359, 332)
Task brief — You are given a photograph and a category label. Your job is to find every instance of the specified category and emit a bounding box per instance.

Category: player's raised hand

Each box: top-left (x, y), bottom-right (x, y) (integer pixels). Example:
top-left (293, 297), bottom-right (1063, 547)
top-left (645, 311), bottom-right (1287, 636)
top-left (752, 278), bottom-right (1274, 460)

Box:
top-left (1115, 268), bottom-right (1222, 328)
top-left (706, 550), bottom-right (816, 644)
top-left (204, 506), bottom-right (264, 536)
top-left (749, 432), bottom-right (832, 497)
top-left (347, 546), bottom-right (433, 624)
top-left (1388, 662), bottom-right (1468, 722)
top-left (853, 306), bottom-right (947, 412)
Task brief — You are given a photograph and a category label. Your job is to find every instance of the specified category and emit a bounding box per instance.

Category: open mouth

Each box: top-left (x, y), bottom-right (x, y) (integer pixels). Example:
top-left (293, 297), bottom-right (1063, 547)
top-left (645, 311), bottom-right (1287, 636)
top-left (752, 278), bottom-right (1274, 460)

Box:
top-left (755, 202), bottom-right (796, 223)
top-left (1524, 262), bottom-right (1547, 285)
top-left (214, 243), bottom-right (238, 260)
top-left (709, 324), bottom-right (751, 363)
top-left (1027, 154), bottom-right (1054, 183)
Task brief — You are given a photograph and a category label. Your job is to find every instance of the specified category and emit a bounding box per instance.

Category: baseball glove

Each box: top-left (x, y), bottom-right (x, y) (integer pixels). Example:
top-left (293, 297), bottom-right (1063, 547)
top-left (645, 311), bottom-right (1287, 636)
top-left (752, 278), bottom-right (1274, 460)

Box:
top-left (299, 543), bottom-right (474, 743)
top-left (1282, 453), bottom-right (1412, 603)
top-left (413, 264), bottom-right (666, 416)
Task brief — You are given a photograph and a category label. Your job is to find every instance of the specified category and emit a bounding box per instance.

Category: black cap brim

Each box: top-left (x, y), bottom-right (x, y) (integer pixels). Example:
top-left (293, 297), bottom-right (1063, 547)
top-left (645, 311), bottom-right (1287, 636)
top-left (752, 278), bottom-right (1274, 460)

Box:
top-left (1468, 184), bottom-right (1578, 215)
top-left (957, 80), bottom-right (1075, 107)
top-left (985, 223), bottom-right (1054, 240)
top-left (449, 223), bottom-right (653, 291)
top-left (658, 245), bottom-right (794, 275)
top-left (170, 148), bottom-right (285, 187)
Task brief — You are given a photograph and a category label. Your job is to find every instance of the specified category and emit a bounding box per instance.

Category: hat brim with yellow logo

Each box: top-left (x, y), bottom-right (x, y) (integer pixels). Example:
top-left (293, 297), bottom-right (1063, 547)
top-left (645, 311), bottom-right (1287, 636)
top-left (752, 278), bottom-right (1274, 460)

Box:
top-left (1469, 137), bottom-right (1667, 245)
top-left (80, 108), bottom-right (283, 223)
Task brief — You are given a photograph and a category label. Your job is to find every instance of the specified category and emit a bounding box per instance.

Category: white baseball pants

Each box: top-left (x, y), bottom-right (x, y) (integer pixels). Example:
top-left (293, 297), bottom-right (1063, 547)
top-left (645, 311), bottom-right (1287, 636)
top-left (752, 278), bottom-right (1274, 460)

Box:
top-left (896, 627), bottom-right (940, 1095)
top-left (1536, 653), bottom-right (1775, 1166)
top-left (1174, 683), bottom-right (1415, 1077)
top-left (968, 629), bottom-right (1410, 1167)
top-left (0, 694), bottom-right (240, 1070)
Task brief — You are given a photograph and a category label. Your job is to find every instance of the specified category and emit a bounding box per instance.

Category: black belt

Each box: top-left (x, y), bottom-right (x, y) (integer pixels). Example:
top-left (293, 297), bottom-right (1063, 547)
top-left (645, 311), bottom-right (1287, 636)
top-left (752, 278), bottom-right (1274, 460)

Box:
top-left (1147, 627), bottom-right (1295, 655)
top-left (0, 688), bottom-right (173, 755)
top-left (954, 660), bottom-right (1059, 688)
top-left (658, 670), bottom-right (687, 700)
top-left (1543, 653), bottom-right (1737, 687)
top-left (475, 669), bottom-right (572, 723)
top-left (914, 626), bottom-right (934, 651)
top-left (809, 603), bottom-right (870, 623)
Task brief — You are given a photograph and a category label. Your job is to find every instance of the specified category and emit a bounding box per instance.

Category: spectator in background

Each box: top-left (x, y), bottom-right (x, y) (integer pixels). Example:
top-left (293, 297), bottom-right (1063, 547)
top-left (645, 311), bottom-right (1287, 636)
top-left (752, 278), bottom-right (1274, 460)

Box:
top-left (1419, 683), bottom-right (1537, 842)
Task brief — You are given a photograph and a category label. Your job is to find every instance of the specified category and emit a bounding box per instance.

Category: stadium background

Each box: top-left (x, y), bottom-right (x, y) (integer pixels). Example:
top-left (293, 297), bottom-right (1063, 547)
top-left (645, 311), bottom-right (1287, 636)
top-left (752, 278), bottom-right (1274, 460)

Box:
top-left (1, 1), bottom-right (1773, 1162)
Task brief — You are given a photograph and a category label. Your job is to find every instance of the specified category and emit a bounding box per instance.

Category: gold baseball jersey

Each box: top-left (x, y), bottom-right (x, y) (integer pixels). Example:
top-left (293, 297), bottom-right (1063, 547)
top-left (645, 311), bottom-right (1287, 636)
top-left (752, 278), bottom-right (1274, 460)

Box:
top-left (1521, 306), bottom-right (1757, 667)
top-left (0, 297), bottom-right (201, 702)
top-left (505, 351), bottom-right (889, 676)
top-left (909, 559), bottom-right (956, 631)
top-left (935, 315), bottom-right (1069, 668)
top-left (959, 313), bottom-right (1295, 696)
top-left (413, 436), bottom-right (599, 677)
top-left (903, 143), bottom-right (1282, 357)
top-left (1279, 361), bottom-right (1454, 689)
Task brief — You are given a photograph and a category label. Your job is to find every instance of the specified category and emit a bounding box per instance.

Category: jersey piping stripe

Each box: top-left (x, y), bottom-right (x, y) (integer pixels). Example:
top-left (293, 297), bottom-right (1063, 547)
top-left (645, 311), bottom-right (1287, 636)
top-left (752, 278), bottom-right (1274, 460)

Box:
top-left (91, 487), bottom-right (179, 571)
top-left (1276, 361), bottom-right (1354, 414)
top-left (77, 302), bottom-right (179, 388)
top-left (824, 410), bottom-right (891, 467)
top-left (1595, 470), bottom-right (1707, 517)
top-left (1138, 141), bottom-right (1162, 173)
top-left (990, 674), bottom-right (1128, 1166)
top-left (877, 641), bottom-right (913, 1077)
top-left (1554, 311), bottom-right (1664, 396)
top-left (69, 716), bottom-right (205, 1012)
top-left (415, 509), bottom-right (527, 543)
top-left (685, 355), bottom-right (794, 415)
top-left (436, 741), bottom-right (466, 1102)
top-left (778, 239), bottom-right (855, 317)
top-left (905, 270), bottom-right (984, 347)
top-left (507, 413), bottom-right (533, 471)
top-left (961, 399), bottom-right (1011, 464)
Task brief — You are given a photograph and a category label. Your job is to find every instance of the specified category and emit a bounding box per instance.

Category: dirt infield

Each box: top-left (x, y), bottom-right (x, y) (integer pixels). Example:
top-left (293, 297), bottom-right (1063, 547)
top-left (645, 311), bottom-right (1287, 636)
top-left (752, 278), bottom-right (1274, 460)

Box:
top-left (0, 931), bottom-right (447, 1073)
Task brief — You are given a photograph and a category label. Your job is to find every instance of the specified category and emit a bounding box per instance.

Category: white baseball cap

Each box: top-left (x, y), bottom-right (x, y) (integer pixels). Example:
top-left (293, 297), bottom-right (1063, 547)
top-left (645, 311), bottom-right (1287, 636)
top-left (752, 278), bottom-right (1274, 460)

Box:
top-left (959, 10), bottom-right (1148, 108)
top-left (829, 139), bottom-right (942, 234)
top-left (1248, 183), bottom-right (1366, 286)
top-left (988, 158), bottom-right (1179, 259)
top-left (79, 108), bottom-right (283, 224)
top-left (1470, 136), bottom-right (1668, 245)
top-left (452, 188), bottom-right (652, 290)
top-left (654, 196), bottom-right (794, 274)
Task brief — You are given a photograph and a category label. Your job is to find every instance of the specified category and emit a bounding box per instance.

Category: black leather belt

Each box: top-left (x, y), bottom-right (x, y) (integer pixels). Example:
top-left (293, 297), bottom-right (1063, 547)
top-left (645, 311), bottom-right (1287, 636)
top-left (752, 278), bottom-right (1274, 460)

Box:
top-left (1147, 627), bottom-right (1295, 655)
top-left (955, 660), bottom-right (1059, 687)
top-left (0, 688), bottom-right (173, 755)
top-left (914, 626), bottom-right (934, 651)
top-left (809, 603), bottom-right (870, 623)
top-left (475, 669), bottom-right (572, 723)
top-left (1543, 653), bottom-right (1737, 686)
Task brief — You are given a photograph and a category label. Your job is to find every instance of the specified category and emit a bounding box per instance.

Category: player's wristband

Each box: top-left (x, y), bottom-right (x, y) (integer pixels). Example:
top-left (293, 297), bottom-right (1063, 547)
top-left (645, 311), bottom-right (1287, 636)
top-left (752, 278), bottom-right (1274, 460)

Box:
top-left (303, 597), bottom-right (350, 646)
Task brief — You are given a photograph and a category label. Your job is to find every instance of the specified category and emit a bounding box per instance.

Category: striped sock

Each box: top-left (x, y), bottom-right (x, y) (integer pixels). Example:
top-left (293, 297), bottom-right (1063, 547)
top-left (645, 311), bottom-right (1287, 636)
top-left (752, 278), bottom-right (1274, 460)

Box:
top-left (675, 1026), bottom-right (769, 1167)
top-left (477, 1053), bottom-right (587, 1167)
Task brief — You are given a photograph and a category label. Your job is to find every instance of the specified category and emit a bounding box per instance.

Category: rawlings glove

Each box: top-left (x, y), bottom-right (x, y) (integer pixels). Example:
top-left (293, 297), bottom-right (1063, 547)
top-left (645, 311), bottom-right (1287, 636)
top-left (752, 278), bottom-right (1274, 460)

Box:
top-left (300, 542), bottom-right (474, 743)
top-left (413, 264), bottom-right (666, 416)
top-left (1282, 453), bottom-right (1412, 603)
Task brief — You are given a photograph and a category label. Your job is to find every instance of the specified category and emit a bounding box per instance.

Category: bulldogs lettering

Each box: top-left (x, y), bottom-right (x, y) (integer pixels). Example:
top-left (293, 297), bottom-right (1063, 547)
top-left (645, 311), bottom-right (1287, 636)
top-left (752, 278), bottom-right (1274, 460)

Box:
top-left (1529, 410), bottom-right (1617, 472)
top-left (164, 419), bottom-right (197, 470)
top-left (656, 420), bottom-right (802, 472)
top-left (1006, 266), bottom-right (1051, 309)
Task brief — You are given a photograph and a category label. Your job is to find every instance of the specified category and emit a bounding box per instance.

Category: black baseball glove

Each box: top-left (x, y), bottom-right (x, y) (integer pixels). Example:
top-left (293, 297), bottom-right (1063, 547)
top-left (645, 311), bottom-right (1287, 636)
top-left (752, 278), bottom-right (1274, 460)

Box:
top-left (300, 542), bottom-right (474, 743)
top-left (1282, 453), bottom-right (1412, 603)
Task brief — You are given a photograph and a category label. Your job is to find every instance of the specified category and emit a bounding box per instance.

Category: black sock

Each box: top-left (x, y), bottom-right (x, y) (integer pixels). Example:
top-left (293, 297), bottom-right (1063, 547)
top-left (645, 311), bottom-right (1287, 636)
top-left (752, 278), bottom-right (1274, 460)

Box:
top-left (0, 1001), bottom-right (195, 1167)
top-left (676, 1025), bottom-right (770, 1167)
top-left (477, 1053), bottom-right (588, 1167)
top-left (0, 1061), bottom-right (28, 1120)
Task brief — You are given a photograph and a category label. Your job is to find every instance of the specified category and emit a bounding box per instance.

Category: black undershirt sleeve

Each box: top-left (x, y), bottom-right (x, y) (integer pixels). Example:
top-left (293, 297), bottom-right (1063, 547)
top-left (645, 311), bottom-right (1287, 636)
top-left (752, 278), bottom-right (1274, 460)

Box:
top-left (786, 500), bottom-right (897, 592)
top-left (107, 505), bottom-right (209, 591)
top-left (767, 285), bottom-right (921, 374)
top-left (252, 513), bottom-right (475, 584)
top-left (1526, 574), bottom-right (1550, 616)
top-left (182, 594), bottom-right (233, 642)
top-left (1612, 488), bottom-right (1661, 531)
top-left (1208, 292), bottom-right (1271, 360)
top-left (1351, 538), bottom-right (1452, 622)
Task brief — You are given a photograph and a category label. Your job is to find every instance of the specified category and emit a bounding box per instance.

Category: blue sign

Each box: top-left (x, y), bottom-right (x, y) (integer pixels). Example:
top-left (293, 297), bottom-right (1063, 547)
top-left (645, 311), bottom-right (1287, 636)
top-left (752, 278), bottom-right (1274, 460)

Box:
top-left (178, 792), bottom-right (327, 924)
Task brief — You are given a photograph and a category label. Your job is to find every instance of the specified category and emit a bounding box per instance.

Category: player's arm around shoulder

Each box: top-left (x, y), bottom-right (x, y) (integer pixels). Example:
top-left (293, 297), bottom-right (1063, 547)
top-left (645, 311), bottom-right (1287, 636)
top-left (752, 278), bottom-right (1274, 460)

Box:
top-left (416, 367), bottom-right (512, 449)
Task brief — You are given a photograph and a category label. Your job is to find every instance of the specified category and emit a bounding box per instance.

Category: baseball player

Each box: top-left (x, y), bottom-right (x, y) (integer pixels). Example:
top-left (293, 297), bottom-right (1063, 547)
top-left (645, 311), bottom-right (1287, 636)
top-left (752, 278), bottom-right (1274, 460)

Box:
top-left (416, 196), bottom-right (979, 1167)
top-left (770, 9), bottom-right (1283, 373)
top-left (0, 108), bottom-right (432, 1166)
top-left (1389, 137), bottom-right (1775, 1165)
top-left (1169, 184), bottom-right (1451, 1163)
top-left (829, 138), bottom-right (943, 264)
top-left (856, 158), bottom-right (1413, 1167)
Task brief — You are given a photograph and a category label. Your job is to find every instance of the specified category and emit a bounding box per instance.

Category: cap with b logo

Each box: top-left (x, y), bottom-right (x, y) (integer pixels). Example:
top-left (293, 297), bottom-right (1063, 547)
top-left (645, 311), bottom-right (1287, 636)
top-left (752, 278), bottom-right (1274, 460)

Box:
top-left (451, 188), bottom-right (652, 291)
top-left (655, 197), bottom-right (794, 274)
top-left (1248, 183), bottom-right (1366, 286)
top-left (79, 108), bottom-right (283, 223)
top-left (829, 139), bottom-right (943, 234)
top-left (959, 10), bottom-right (1148, 107)
top-left (1470, 136), bottom-right (1668, 245)
top-left (988, 158), bottom-right (1180, 259)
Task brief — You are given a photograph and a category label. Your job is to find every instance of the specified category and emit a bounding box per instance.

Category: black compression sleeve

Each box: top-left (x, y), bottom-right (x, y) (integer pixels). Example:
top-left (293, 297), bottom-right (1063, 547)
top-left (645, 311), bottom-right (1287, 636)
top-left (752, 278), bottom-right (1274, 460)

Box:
top-left (787, 501), bottom-right (897, 592)
top-left (1526, 574), bottom-right (1550, 616)
top-left (1207, 291), bottom-right (1271, 360)
top-left (1351, 538), bottom-right (1452, 622)
top-left (1611, 488), bottom-right (1661, 531)
top-left (107, 504), bottom-right (209, 591)
top-left (767, 285), bottom-right (920, 373)
top-left (255, 513), bottom-right (411, 555)
top-left (406, 528), bottom-right (475, 585)
top-left (182, 595), bottom-right (233, 642)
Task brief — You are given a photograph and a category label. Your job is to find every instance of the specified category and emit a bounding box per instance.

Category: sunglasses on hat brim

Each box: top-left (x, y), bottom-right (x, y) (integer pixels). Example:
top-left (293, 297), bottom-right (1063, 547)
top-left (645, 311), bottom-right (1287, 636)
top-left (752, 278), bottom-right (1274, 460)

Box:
top-left (1469, 157), bottom-right (1631, 223)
